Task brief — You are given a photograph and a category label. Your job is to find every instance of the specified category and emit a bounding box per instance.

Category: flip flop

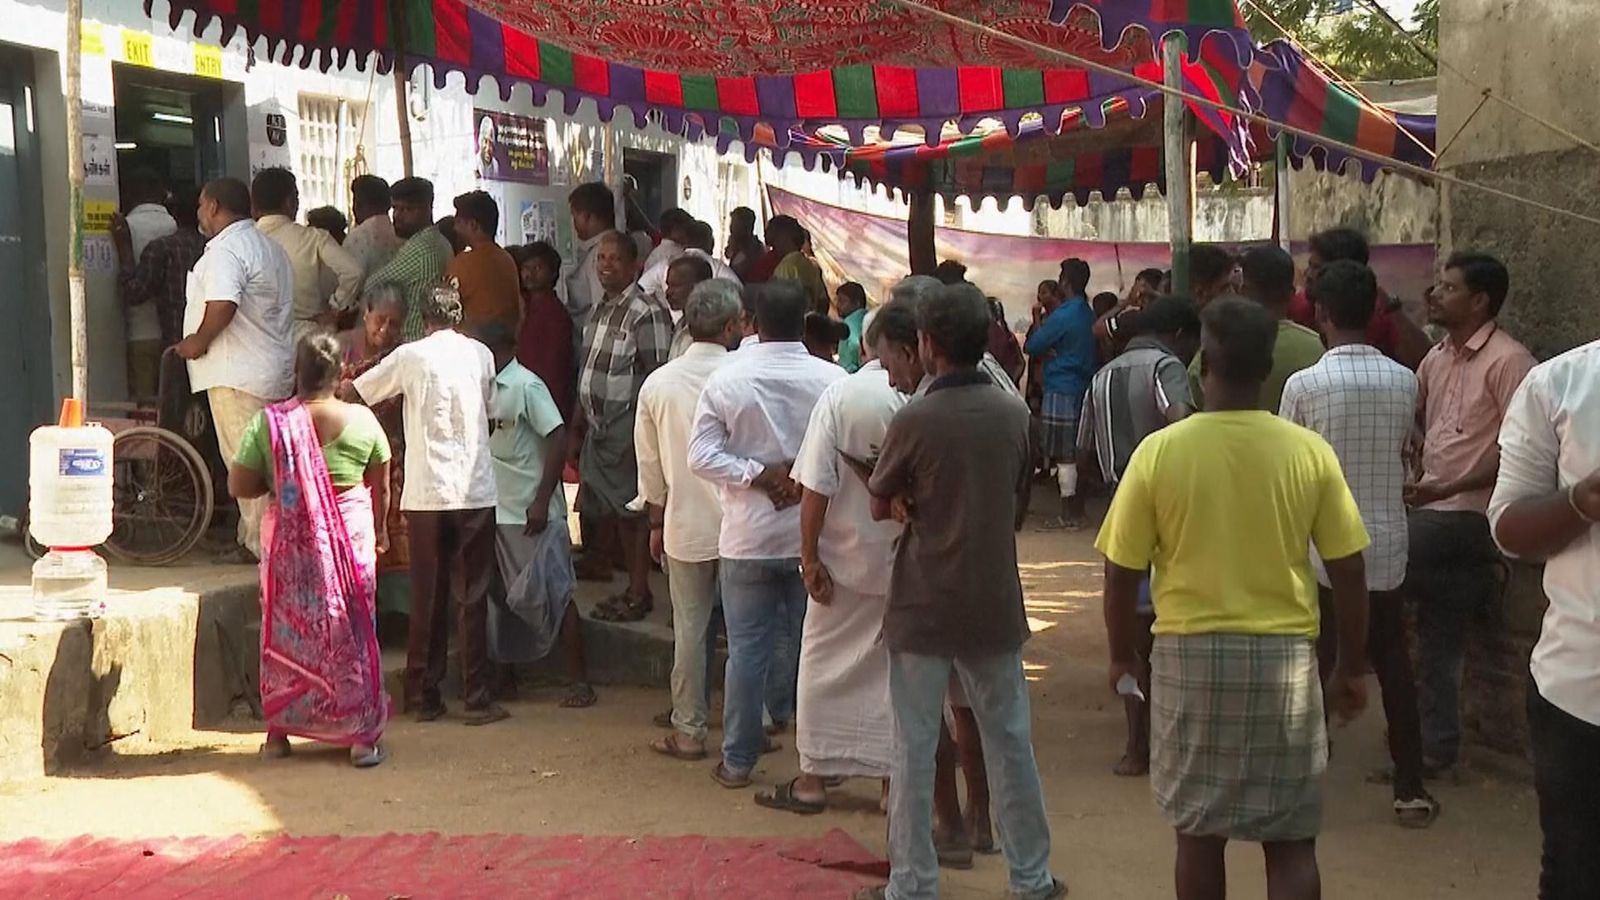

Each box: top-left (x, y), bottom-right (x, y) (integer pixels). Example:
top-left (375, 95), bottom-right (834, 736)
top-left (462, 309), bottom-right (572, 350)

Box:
top-left (350, 744), bottom-right (386, 768)
top-left (463, 704), bottom-right (511, 727)
top-left (754, 777), bottom-right (827, 816)
top-left (1395, 794), bottom-right (1441, 829)
top-left (649, 735), bottom-right (707, 761)
top-left (591, 592), bottom-right (653, 623)
top-left (560, 683), bottom-right (598, 709)
top-left (1039, 516), bottom-right (1086, 531)
top-left (710, 762), bottom-right (752, 789)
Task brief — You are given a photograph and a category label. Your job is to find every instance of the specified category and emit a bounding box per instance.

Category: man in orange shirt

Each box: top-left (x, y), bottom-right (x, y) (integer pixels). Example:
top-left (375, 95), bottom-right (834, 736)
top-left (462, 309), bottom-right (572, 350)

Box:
top-left (447, 191), bottom-right (522, 335)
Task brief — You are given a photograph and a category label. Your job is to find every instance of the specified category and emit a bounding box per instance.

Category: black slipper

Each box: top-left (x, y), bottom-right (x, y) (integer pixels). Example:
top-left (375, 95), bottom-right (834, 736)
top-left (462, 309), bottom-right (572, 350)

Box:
top-left (754, 777), bottom-right (827, 816)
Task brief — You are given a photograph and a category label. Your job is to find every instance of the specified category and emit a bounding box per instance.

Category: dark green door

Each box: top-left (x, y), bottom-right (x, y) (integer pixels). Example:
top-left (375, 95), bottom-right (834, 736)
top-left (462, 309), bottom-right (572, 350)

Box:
top-left (0, 50), bottom-right (51, 516)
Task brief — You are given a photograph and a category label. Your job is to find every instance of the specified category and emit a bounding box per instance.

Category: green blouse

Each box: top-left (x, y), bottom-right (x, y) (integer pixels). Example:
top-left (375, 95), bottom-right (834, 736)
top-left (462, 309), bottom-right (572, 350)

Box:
top-left (235, 404), bottom-right (392, 490)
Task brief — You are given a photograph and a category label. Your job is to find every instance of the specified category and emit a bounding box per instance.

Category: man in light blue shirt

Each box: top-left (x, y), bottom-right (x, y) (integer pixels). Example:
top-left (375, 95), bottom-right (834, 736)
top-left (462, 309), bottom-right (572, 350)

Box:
top-left (478, 322), bottom-right (596, 710)
top-left (1024, 257), bottom-right (1097, 528)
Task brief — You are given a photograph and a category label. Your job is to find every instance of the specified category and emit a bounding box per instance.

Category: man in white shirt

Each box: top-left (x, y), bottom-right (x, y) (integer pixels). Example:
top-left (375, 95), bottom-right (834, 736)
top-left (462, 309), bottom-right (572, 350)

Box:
top-left (351, 286), bottom-right (506, 727)
top-left (640, 217), bottom-right (740, 304)
top-left (1279, 261), bottom-right (1437, 828)
top-left (640, 207), bottom-right (693, 277)
top-left (755, 331), bottom-right (906, 815)
top-left (665, 258), bottom-right (715, 359)
top-left (251, 167), bottom-right (364, 344)
top-left (1488, 339), bottom-right (1600, 899)
top-left (176, 177), bottom-right (295, 563)
top-left (690, 279), bottom-right (847, 787)
top-left (563, 182), bottom-right (615, 334)
top-left (118, 170), bottom-right (176, 399)
top-left (638, 279), bottom-right (743, 760)
top-left (343, 175), bottom-right (404, 278)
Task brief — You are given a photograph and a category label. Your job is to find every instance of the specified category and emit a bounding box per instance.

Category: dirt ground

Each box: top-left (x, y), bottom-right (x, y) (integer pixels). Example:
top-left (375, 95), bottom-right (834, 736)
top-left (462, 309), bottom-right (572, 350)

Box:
top-left (0, 512), bottom-right (1542, 898)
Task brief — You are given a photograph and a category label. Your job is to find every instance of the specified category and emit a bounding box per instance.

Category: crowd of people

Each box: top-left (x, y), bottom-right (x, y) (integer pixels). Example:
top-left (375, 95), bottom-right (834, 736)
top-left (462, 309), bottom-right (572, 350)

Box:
top-left (109, 160), bottom-right (1597, 899)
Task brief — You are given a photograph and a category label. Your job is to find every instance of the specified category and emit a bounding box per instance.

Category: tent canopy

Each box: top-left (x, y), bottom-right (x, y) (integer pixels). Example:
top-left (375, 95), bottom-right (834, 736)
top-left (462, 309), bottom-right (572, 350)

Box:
top-left (785, 41), bottom-right (1436, 208)
top-left (152, 0), bottom-right (1256, 148)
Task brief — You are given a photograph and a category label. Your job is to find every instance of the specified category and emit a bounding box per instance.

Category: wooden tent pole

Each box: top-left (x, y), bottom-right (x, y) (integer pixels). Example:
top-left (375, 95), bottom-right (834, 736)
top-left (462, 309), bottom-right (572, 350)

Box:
top-left (391, 4), bottom-right (414, 178)
top-left (66, 0), bottom-right (87, 401)
top-left (908, 191), bottom-right (936, 275)
top-left (1162, 36), bottom-right (1193, 295)
top-left (1275, 133), bottom-right (1292, 252)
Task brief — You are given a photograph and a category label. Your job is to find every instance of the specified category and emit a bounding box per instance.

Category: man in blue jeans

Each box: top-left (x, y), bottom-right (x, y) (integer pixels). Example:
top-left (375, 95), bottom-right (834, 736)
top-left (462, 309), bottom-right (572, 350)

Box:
top-left (688, 279), bottom-right (845, 788)
top-left (862, 283), bottom-right (1065, 900)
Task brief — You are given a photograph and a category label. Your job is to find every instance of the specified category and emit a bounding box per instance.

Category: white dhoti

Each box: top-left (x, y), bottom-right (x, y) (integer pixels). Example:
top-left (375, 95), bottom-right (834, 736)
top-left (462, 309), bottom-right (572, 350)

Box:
top-left (795, 583), bottom-right (894, 778)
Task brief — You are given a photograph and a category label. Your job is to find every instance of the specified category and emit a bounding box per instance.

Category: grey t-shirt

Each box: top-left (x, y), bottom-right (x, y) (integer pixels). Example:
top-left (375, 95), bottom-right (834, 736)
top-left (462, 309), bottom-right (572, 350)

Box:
top-left (1078, 336), bottom-right (1192, 486)
top-left (870, 370), bottom-right (1032, 658)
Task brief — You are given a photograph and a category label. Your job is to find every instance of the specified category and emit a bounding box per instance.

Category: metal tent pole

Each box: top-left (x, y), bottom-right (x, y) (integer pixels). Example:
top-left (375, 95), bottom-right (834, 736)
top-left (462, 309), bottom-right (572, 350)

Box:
top-left (65, 0), bottom-right (87, 401)
top-left (1162, 36), bottom-right (1194, 295)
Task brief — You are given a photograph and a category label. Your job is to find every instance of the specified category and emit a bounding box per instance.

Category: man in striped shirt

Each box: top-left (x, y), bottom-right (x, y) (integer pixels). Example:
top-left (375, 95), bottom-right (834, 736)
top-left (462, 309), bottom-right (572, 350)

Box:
top-left (1077, 295), bottom-right (1199, 777)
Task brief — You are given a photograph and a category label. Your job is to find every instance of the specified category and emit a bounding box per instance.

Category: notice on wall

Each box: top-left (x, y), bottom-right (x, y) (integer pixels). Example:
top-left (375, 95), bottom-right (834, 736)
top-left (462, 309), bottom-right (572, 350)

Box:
top-left (83, 201), bottom-right (116, 236)
top-left (520, 199), bottom-right (558, 245)
top-left (473, 109), bottom-right (549, 185)
top-left (83, 236), bottom-right (116, 275)
top-left (82, 134), bottom-right (115, 187)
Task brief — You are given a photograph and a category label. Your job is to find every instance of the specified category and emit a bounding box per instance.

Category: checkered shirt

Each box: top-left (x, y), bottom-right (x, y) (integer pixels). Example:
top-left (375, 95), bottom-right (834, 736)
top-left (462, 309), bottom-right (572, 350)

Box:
top-left (368, 225), bottom-right (453, 342)
top-left (119, 227), bottom-right (207, 346)
top-left (1278, 344), bottom-right (1419, 591)
top-left (577, 283), bottom-right (673, 431)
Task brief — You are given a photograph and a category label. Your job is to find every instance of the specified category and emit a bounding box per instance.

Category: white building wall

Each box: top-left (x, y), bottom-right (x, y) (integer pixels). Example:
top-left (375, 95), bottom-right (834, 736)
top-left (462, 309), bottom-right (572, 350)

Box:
top-left (2, 0), bottom-right (758, 404)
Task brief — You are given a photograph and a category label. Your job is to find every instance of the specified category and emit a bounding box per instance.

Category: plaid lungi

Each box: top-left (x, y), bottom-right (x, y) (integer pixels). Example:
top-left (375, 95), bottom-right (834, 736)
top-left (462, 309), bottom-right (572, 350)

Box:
top-left (1038, 391), bottom-right (1081, 461)
top-left (1150, 633), bottom-right (1327, 842)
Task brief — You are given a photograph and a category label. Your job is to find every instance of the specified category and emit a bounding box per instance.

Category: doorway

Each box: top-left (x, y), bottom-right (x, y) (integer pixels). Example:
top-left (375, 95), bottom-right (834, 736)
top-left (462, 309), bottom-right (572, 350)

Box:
top-left (112, 65), bottom-right (231, 196)
top-left (623, 147), bottom-right (677, 228)
top-left (0, 49), bottom-right (51, 517)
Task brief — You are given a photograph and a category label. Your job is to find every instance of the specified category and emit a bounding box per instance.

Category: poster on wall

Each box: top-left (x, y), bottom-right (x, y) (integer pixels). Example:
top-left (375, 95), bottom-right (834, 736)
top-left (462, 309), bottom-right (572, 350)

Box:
top-left (82, 134), bottom-right (116, 188)
top-left (520, 199), bottom-right (558, 245)
top-left (474, 109), bottom-right (549, 185)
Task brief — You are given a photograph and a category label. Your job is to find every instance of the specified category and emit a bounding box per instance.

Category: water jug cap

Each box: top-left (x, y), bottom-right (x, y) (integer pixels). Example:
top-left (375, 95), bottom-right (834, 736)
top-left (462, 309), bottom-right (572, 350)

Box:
top-left (58, 398), bottom-right (84, 428)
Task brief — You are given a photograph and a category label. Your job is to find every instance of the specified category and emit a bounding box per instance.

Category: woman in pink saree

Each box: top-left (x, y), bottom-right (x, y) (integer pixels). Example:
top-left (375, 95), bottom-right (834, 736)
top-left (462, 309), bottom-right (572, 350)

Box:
top-left (229, 335), bottom-right (392, 767)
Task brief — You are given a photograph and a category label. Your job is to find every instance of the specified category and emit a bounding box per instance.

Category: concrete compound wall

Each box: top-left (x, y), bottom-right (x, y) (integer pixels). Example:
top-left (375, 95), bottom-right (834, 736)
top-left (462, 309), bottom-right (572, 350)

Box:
top-left (1436, 0), bottom-right (1600, 767)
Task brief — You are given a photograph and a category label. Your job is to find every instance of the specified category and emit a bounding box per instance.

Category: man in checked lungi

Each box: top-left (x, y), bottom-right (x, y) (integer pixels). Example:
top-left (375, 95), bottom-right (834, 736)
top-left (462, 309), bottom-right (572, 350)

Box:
top-left (1095, 296), bottom-right (1373, 899)
top-left (1024, 258), bottom-right (1097, 529)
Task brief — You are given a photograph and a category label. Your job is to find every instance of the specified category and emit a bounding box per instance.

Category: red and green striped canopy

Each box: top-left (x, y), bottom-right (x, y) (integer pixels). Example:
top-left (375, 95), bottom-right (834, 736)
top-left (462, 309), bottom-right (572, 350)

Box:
top-left (777, 40), bottom-right (1435, 208)
top-left (150, 0), bottom-right (1257, 148)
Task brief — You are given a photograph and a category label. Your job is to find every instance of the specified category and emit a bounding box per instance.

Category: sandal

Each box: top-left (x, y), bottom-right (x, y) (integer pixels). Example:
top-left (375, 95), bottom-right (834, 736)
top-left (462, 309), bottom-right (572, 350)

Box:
top-left (463, 703), bottom-right (511, 727)
top-left (710, 762), bottom-right (752, 789)
top-left (591, 591), bottom-right (653, 623)
top-left (754, 777), bottom-right (827, 816)
top-left (1039, 516), bottom-right (1085, 532)
top-left (761, 737), bottom-right (783, 755)
top-left (350, 743), bottom-right (386, 768)
top-left (1394, 793), bottom-right (1441, 829)
top-left (652, 709), bottom-right (675, 729)
top-left (560, 683), bottom-right (598, 709)
top-left (649, 734), bottom-right (707, 761)
top-left (933, 830), bottom-right (974, 870)
top-left (259, 735), bottom-right (292, 759)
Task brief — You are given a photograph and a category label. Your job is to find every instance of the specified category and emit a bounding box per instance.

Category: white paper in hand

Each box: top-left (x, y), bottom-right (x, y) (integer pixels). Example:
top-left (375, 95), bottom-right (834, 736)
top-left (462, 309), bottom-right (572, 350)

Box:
top-left (1116, 672), bottom-right (1146, 702)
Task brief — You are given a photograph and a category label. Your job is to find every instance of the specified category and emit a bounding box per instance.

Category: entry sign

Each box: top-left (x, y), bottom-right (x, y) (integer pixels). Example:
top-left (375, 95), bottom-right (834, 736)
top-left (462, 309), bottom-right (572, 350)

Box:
top-left (122, 30), bottom-right (154, 68)
top-left (194, 45), bottom-right (223, 80)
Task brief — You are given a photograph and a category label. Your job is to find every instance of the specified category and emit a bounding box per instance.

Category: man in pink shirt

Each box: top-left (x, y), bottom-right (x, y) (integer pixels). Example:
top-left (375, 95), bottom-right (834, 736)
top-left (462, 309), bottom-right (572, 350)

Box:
top-left (1403, 251), bottom-right (1536, 777)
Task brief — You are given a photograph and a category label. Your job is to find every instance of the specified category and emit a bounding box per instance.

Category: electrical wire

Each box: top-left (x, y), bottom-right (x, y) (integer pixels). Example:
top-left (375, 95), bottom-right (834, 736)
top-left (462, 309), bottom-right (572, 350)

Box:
top-left (1353, 0), bottom-right (1600, 160)
top-left (878, 0), bottom-right (1600, 228)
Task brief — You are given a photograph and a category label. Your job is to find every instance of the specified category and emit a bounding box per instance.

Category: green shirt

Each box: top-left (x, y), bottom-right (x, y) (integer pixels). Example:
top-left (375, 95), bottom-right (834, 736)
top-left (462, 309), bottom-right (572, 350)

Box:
top-left (838, 307), bottom-right (867, 373)
top-left (234, 405), bottom-right (391, 490)
top-left (1189, 318), bottom-right (1326, 411)
top-left (489, 361), bottom-right (568, 526)
top-left (368, 225), bottom-right (453, 342)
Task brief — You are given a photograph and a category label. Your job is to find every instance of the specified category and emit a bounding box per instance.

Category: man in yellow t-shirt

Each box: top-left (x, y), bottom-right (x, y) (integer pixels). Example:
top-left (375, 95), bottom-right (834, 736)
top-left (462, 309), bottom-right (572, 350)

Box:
top-left (1095, 296), bottom-right (1371, 900)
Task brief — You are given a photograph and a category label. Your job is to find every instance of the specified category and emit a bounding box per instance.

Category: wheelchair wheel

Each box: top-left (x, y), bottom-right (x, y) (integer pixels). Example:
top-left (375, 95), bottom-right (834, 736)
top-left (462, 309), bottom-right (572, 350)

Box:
top-left (104, 426), bottom-right (215, 566)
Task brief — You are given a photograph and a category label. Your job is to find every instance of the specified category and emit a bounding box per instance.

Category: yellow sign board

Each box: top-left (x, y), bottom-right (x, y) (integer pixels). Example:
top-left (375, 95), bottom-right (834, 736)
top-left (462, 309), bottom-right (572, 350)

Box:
top-left (82, 22), bottom-right (105, 57)
top-left (122, 30), bottom-right (153, 68)
top-left (84, 201), bottom-right (116, 236)
top-left (194, 44), bottom-right (223, 80)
